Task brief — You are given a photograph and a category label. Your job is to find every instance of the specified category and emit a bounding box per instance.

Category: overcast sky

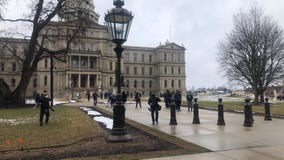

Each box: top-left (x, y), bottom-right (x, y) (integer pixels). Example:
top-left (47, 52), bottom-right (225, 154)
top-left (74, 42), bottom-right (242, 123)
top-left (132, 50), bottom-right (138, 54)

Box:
top-left (3, 0), bottom-right (284, 90)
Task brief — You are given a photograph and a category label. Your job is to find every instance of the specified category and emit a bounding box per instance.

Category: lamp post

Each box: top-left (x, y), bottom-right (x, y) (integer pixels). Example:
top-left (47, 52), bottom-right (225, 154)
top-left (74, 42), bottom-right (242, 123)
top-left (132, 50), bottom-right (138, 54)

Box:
top-left (105, 0), bottom-right (133, 142)
top-left (50, 53), bottom-right (54, 107)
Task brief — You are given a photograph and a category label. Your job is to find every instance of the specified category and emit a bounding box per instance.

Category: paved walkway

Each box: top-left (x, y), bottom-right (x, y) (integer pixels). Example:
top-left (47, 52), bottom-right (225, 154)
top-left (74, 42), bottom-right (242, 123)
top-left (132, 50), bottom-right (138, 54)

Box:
top-left (73, 99), bottom-right (284, 160)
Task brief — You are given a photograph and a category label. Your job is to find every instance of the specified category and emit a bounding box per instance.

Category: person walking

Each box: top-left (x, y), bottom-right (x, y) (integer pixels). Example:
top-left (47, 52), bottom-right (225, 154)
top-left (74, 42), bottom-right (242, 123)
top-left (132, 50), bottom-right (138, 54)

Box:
top-left (92, 91), bottom-right (99, 106)
top-left (148, 92), bottom-right (161, 124)
top-left (164, 90), bottom-right (172, 108)
top-left (86, 90), bottom-right (91, 102)
top-left (33, 91), bottom-right (52, 126)
top-left (135, 92), bottom-right (142, 108)
top-left (186, 92), bottom-right (193, 111)
top-left (122, 91), bottom-right (127, 104)
top-left (174, 90), bottom-right (182, 111)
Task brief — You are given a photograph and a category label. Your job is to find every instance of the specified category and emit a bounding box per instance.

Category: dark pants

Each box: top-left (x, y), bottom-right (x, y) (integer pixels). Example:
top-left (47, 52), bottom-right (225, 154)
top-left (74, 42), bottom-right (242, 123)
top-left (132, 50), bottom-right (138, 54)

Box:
top-left (165, 100), bottom-right (171, 108)
top-left (93, 97), bottom-right (97, 106)
top-left (175, 100), bottom-right (181, 111)
top-left (151, 107), bottom-right (159, 124)
top-left (136, 100), bottom-right (141, 108)
top-left (188, 101), bottom-right (193, 111)
top-left (40, 109), bottom-right (50, 125)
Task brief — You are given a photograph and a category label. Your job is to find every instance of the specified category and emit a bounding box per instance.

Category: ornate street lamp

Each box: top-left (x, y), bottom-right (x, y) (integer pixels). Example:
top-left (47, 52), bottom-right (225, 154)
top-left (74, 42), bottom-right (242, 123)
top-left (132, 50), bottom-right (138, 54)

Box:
top-left (105, 0), bottom-right (133, 142)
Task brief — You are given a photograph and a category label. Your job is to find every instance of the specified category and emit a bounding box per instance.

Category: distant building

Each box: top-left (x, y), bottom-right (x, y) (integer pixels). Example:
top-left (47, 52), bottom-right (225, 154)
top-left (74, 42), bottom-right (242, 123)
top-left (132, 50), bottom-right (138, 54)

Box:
top-left (0, 0), bottom-right (186, 98)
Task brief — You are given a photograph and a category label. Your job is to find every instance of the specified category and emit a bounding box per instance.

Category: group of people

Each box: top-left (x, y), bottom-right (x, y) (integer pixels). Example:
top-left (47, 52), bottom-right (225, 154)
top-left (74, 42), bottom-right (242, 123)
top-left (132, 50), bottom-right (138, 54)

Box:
top-left (33, 89), bottom-right (194, 126)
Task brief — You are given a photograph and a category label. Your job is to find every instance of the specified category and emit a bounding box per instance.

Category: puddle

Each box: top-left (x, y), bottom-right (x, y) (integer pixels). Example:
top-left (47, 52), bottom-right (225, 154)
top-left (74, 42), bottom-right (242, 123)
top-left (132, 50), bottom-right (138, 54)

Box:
top-left (80, 107), bottom-right (113, 129)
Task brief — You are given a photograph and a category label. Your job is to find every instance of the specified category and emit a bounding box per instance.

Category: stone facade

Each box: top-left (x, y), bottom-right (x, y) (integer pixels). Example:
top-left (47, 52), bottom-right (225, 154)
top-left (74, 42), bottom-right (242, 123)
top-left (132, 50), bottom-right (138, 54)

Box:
top-left (0, 0), bottom-right (186, 98)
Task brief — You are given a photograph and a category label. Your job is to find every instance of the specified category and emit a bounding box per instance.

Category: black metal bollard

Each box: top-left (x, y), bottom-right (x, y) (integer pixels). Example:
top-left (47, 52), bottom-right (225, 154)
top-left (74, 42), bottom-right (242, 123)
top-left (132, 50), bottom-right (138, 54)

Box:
top-left (192, 98), bottom-right (200, 124)
top-left (217, 98), bottom-right (225, 125)
top-left (243, 98), bottom-right (253, 127)
top-left (264, 98), bottom-right (272, 121)
top-left (169, 97), bottom-right (177, 125)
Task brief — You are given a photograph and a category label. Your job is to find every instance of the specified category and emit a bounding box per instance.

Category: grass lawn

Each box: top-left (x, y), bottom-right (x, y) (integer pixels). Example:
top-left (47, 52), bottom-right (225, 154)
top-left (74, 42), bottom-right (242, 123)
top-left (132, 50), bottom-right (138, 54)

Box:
top-left (195, 99), bottom-right (284, 115)
top-left (0, 105), bottom-right (104, 151)
top-left (0, 104), bottom-right (209, 160)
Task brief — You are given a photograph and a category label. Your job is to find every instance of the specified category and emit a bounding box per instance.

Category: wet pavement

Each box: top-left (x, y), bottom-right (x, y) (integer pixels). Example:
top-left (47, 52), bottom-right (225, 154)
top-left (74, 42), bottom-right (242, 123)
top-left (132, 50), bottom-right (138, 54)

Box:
top-left (68, 99), bottom-right (284, 160)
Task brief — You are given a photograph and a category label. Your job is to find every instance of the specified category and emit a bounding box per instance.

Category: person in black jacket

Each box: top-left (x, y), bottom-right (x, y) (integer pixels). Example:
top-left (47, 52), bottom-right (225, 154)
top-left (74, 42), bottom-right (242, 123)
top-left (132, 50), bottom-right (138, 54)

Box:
top-left (174, 90), bottom-right (182, 111)
top-left (148, 92), bottom-right (161, 124)
top-left (33, 91), bottom-right (52, 126)
top-left (164, 90), bottom-right (172, 108)
top-left (186, 92), bottom-right (193, 111)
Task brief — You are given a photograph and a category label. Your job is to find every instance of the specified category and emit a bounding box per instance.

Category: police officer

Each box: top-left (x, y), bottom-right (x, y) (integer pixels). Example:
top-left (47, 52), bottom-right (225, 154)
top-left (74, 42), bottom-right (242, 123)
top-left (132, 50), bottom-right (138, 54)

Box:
top-left (148, 92), bottom-right (161, 124)
top-left (33, 91), bottom-right (52, 126)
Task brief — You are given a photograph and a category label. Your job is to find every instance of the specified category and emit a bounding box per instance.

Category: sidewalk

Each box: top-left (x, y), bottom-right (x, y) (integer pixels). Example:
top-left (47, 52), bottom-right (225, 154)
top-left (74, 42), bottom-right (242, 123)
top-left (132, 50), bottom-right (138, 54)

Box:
top-left (80, 99), bottom-right (284, 160)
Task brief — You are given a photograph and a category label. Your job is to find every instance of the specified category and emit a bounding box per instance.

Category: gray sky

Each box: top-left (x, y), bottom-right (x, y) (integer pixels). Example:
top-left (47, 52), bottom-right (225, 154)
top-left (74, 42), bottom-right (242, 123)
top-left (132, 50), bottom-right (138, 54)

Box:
top-left (3, 0), bottom-right (284, 90)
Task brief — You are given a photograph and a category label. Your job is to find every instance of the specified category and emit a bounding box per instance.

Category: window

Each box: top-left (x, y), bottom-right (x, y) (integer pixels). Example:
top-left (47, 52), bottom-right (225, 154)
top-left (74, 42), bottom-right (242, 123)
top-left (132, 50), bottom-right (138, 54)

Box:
top-left (164, 80), bottom-right (167, 87)
top-left (71, 56), bottom-right (79, 68)
top-left (44, 59), bottom-right (48, 68)
top-left (178, 54), bottom-right (181, 61)
top-left (141, 54), bottom-right (145, 62)
top-left (134, 80), bottom-right (137, 88)
top-left (171, 53), bottom-right (174, 61)
top-left (171, 67), bottom-right (174, 74)
top-left (33, 79), bottom-right (37, 88)
top-left (142, 80), bottom-right (145, 88)
top-left (149, 80), bottom-right (152, 88)
top-left (13, 48), bottom-right (17, 56)
top-left (125, 67), bottom-right (129, 74)
top-left (164, 67), bottom-right (167, 74)
top-left (81, 56), bottom-right (88, 68)
top-left (90, 43), bottom-right (95, 51)
top-left (44, 76), bottom-right (48, 86)
top-left (81, 43), bottom-right (86, 50)
top-left (126, 80), bottom-right (129, 87)
top-left (90, 57), bottom-right (95, 69)
top-left (149, 55), bottom-right (152, 62)
top-left (125, 53), bottom-right (129, 62)
top-left (11, 78), bottom-right (16, 87)
top-left (110, 77), bottom-right (113, 86)
top-left (142, 67), bottom-right (145, 75)
top-left (171, 80), bottom-right (174, 88)
top-left (134, 67), bottom-right (137, 74)
top-left (73, 43), bottom-right (78, 50)
top-left (164, 53), bottom-right (167, 61)
top-left (12, 63), bottom-right (16, 71)
top-left (149, 67), bottom-right (152, 75)
top-left (178, 80), bottom-right (181, 88)
top-left (133, 53), bottom-right (137, 62)
top-left (110, 62), bottom-right (113, 71)
top-left (0, 63), bottom-right (4, 71)
top-left (178, 67), bottom-right (181, 74)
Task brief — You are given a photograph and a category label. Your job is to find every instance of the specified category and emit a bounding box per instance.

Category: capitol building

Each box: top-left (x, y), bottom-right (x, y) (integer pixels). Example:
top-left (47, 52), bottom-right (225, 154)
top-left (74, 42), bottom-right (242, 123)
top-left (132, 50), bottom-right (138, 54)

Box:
top-left (0, 0), bottom-right (186, 98)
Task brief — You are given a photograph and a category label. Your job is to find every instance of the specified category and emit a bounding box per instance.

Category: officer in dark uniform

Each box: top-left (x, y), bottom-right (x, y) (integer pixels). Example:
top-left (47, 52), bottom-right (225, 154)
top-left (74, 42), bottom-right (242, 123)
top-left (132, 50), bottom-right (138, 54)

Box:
top-left (33, 91), bottom-right (52, 126)
top-left (148, 92), bottom-right (161, 124)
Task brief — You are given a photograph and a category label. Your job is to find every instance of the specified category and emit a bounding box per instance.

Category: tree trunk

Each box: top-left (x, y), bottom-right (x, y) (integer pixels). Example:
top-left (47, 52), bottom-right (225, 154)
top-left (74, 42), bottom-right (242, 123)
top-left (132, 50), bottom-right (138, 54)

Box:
top-left (253, 90), bottom-right (259, 103)
top-left (12, 71), bottom-right (33, 105)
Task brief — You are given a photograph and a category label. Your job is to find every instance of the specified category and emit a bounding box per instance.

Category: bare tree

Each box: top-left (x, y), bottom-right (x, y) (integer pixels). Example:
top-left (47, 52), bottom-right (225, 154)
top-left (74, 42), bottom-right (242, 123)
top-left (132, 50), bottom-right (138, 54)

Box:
top-left (0, 0), bottom-right (87, 105)
top-left (218, 6), bottom-right (284, 103)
